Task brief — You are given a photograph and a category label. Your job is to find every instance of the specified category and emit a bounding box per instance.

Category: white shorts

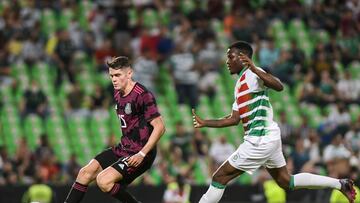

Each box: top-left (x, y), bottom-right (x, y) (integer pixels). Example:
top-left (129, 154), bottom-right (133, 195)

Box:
top-left (228, 135), bottom-right (286, 175)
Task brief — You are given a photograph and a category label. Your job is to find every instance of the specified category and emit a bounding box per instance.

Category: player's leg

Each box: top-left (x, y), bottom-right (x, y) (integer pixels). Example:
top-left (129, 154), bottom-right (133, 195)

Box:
top-left (199, 161), bottom-right (244, 203)
top-left (267, 166), bottom-right (356, 202)
top-left (64, 159), bottom-right (102, 203)
top-left (265, 139), bottom-right (356, 202)
top-left (64, 148), bottom-right (118, 203)
top-left (97, 155), bottom-right (155, 202)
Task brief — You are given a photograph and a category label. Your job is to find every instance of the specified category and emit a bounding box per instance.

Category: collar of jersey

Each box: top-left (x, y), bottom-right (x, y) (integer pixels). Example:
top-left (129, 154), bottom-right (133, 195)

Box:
top-left (238, 67), bottom-right (247, 77)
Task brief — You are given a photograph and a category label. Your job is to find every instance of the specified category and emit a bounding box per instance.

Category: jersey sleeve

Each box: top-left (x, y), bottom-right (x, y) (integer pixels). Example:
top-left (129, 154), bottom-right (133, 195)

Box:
top-left (232, 100), bottom-right (238, 111)
top-left (139, 92), bottom-right (161, 122)
top-left (252, 67), bottom-right (267, 91)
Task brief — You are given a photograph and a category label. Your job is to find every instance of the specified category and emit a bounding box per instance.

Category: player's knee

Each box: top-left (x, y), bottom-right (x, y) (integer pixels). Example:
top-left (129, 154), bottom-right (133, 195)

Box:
top-left (275, 174), bottom-right (291, 190)
top-left (96, 173), bottom-right (113, 193)
top-left (77, 166), bottom-right (96, 182)
top-left (212, 172), bottom-right (227, 186)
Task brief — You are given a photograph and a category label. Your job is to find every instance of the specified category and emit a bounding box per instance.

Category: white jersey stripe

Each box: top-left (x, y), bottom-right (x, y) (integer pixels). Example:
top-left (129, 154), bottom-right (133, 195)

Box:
top-left (240, 106), bottom-right (271, 118)
top-left (238, 95), bottom-right (269, 108)
top-left (243, 116), bottom-right (271, 127)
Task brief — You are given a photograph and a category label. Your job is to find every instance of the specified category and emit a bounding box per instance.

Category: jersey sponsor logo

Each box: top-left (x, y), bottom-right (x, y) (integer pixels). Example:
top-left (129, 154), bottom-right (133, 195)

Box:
top-left (125, 103), bottom-right (132, 115)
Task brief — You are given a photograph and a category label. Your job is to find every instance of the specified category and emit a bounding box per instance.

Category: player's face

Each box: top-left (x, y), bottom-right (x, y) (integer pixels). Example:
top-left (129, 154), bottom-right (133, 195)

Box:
top-left (226, 48), bottom-right (243, 74)
top-left (109, 67), bottom-right (132, 91)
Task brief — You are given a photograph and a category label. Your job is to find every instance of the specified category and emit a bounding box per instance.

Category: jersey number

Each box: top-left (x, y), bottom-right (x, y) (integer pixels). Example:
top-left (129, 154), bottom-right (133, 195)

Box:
top-left (118, 114), bottom-right (127, 128)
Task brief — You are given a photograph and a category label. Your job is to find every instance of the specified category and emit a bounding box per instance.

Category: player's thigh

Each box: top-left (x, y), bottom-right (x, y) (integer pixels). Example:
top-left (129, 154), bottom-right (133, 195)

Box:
top-left (212, 161), bottom-right (244, 185)
top-left (94, 148), bottom-right (119, 170)
top-left (227, 140), bottom-right (268, 175)
top-left (264, 139), bottom-right (286, 171)
top-left (112, 155), bottom-right (156, 185)
top-left (97, 165), bottom-right (123, 186)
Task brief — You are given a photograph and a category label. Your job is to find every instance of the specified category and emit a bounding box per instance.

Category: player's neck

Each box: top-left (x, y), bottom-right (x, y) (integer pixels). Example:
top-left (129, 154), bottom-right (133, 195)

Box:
top-left (122, 80), bottom-right (136, 97)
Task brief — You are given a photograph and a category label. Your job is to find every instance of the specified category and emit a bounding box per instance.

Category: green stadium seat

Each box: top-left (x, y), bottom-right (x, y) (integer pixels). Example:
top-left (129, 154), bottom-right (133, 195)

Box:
top-left (142, 8), bottom-right (158, 28)
top-left (41, 9), bottom-right (57, 35)
top-left (59, 8), bottom-right (74, 30)
top-left (24, 114), bottom-right (44, 150)
top-left (349, 104), bottom-right (360, 122)
top-left (181, 0), bottom-right (196, 15)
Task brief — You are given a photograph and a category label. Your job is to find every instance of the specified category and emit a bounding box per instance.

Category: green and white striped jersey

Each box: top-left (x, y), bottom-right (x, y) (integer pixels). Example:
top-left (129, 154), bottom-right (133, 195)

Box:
top-left (232, 67), bottom-right (280, 138)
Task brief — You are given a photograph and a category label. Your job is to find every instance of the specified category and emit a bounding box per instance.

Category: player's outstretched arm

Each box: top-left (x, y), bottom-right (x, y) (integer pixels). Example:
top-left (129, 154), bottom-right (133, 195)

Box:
top-left (192, 109), bottom-right (240, 128)
top-left (239, 53), bottom-right (284, 91)
top-left (127, 116), bottom-right (165, 167)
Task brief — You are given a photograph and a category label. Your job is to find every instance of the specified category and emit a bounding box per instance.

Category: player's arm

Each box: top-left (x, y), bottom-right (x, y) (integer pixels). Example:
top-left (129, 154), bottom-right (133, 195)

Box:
top-left (127, 116), bottom-right (165, 167)
top-left (239, 53), bottom-right (284, 91)
top-left (192, 109), bottom-right (240, 128)
top-left (140, 116), bottom-right (165, 155)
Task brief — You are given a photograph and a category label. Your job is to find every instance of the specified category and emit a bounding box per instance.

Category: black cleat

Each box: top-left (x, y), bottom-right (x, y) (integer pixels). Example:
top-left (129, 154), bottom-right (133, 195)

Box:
top-left (339, 179), bottom-right (357, 203)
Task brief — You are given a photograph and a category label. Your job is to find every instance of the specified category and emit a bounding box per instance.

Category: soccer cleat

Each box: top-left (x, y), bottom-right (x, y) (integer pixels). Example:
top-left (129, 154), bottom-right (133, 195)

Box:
top-left (339, 179), bottom-right (356, 203)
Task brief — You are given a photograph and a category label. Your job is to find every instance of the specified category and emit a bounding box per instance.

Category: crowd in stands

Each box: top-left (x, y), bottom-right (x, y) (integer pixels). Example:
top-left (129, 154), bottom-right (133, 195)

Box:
top-left (0, 1), bottom-right (359, 198)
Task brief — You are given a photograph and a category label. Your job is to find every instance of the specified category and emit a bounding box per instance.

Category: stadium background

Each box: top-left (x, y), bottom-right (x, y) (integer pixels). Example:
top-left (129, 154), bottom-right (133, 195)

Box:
top-left (0, 0), bottom-right (359, 202)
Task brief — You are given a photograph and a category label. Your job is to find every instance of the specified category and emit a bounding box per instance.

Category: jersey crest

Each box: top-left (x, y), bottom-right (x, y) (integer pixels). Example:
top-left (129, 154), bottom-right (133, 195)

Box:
top-left (125, 103), bottom-right (132, 115)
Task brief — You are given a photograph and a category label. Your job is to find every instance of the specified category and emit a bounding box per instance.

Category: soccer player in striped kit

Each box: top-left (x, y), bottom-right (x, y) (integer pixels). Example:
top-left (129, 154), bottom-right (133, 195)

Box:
top-left (192, 41), bottom-right (356, 203)
top-left (65, 56), bottom-right (165, 203)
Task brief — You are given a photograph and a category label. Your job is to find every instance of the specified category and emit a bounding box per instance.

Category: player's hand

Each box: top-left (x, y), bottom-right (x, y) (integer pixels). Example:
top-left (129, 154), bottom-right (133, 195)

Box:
top-left (127, 153), bottom-right (144, 167)
top-left (192, 109), bottom-right (205, 128)
top-left (239, 53), bottom-right (256, 72)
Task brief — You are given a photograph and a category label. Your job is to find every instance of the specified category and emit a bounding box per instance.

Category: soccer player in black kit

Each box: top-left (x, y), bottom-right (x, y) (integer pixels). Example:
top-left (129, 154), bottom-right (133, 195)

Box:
top-left (64, 56), bottom-right (166, 203)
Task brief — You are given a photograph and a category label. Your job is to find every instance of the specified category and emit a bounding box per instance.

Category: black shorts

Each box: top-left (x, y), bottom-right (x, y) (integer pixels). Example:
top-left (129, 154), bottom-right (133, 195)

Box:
top-left (94, 148), bottom-right (156, 185)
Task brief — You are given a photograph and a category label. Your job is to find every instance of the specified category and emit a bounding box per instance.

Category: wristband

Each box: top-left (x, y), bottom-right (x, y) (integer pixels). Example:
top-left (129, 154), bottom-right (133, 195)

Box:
top-left (138, 151), bottom-right (146, 157)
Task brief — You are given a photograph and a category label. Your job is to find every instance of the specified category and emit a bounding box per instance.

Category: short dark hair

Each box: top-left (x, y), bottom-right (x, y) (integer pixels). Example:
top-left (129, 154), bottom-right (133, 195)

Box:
top-left (106, 56), bottom-right (131, 69)
top-left (228, 41), bottom-right (253, 58)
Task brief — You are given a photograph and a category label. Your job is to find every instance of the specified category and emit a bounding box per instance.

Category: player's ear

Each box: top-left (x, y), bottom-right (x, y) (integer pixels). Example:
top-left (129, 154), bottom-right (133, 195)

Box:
top-left (127, 68), bottom-right (133, 78)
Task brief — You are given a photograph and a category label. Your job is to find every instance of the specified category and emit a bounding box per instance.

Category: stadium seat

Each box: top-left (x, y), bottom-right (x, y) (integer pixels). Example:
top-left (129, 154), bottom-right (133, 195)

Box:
top-left (24, 114), bottom-right (44, 150)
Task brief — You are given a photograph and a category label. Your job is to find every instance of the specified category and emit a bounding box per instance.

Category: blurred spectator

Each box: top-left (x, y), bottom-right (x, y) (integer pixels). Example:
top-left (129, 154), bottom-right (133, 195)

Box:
top-left (21, 29), bottom-right (44, 67)
top-left (337, 70), bottom-right (360, 104)
top-left (35, 134), bottom-right (54, 163)
top-left (273, 49), bottom-right (295, 87)
top-left (317, 71), bottom-right (337, 105)
top-left (163, 174), bottom-right (191, 203)
top-left (191, 130), bottom-right (210, 159)
top-left (0, 49), bottom-right (12, 86)
top-left (170, 121), bottom-right (193, 162)
top-left (304, 129), bottom-right (321, 163)
top-left (259, 38), bottom-right (280, 71)
top-left (288, 138), bottom-right (310, 173)
top-left (299, 114), bottom-right (312, 138)
top-left (345, 122), bottom-right (360, 152)
top-left (326, 103), bottom-right (352, 135)
top-left (277, 111), bottom-right (294, 144)
top-left (289, 40), bottom-right (305, 71)
top-left (38, 155), bottom-right (61, 183)
top-left (323, 134), bottom-right (352, 178)
top-left (19, 80), bottom-right (48, 118)
top-left (169, 44), bottom-right (199, 108)
top-left (21, 169), bottom-right (55, 203)
top-left (298, 70), bottom-right (317, 104)
top-left (90, 84), bottom-right (110, 111)
top-left (133, 48), bottom-right (159, 94)
top-left (157, 26), bottom-right (174, 61)
top-left (197, 40), bottom-right (221, 101)
top-left (65, 84), bottom-right (90, 118)
top-left (65, 154), bottom-right (81, 181)
top-left (209, 135), bottom-right (235, 172)
top-left (15, 137), bottom-right (36, 184)
top-left (95, 38), bottom-right (116, 72)
top-left (53, 30), bottom-right (76, 85)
